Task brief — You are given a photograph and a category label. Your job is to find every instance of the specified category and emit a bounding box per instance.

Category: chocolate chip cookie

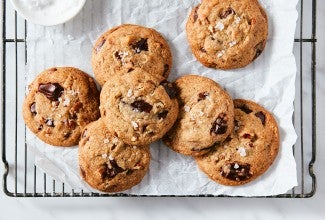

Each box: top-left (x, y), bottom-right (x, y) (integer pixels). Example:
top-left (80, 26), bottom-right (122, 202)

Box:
top-left (92, 24), bottom-right (172, 86)
top-left (186, 0), bottom-right (268, 69)
top-left (163, 75), bottom-right (234, 157)
top-left (79, 119), bottom-right (151, 193)
top-left (195, 99), bottom-right (280, 186)
top-left (23, 67), bottom-right (100, 147)
top-left (100, 69), bottom-right (179, 146)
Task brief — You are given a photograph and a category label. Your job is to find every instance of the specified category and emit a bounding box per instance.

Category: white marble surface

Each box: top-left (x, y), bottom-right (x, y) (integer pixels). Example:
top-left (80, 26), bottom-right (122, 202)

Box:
top-left (1, 1), bottom-right (325, 219)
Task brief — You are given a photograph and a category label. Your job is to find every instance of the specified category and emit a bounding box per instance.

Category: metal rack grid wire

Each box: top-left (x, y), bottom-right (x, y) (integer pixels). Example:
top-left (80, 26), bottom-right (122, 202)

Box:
top-left (1, 0), bottom-right (317, 197)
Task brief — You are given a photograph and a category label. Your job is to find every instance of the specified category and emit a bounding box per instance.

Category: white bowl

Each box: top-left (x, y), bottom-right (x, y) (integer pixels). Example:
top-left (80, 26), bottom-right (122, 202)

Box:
top-left (10, 0), bottom-right (86, 26)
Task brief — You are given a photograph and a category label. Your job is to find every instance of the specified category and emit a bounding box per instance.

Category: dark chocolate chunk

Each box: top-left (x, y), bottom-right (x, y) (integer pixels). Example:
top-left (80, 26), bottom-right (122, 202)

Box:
top-left (211, 113), bottom-right (228, 135)
top-left (219, 7), bottom-right (235, 19)
top-left (114, 51), bottom-right (122, 60)
top-left (253, 41), bottom-right (264, 60)
top-left (157, 110), bottom-right (169, 119)
top-left (45, 119), bottom-right (55, 127)
top-left (163, 64), bottom-right (169, 75)
top-left (96, 39), bottom-right (106, 53)
top-left (198, 92), bottom-right (209, 101)
top-left (193, 5), bottom-right (200, 22)
top-left (221, 162), bottom-right (252, 181)
top-left (30, 102), bottom-right (37, 116)
top-left (127, 68), bottom-right (134, 73)
top-left (132, 38), bottom-right (148, 53)
top-left (131, 100), bottom-right (153, 113)
top-left (255, 111), bottom-right (266, 125)
top-left (64, 119), bottom-right (76, 129)
top-left (80, 167), bottom-right (86, 179)
top-left (38, 83), bottom-right (64, 101)
top-left (38, 124), bottom-right (43, 131)
top-left (238, 105), bottom-right (253, 114)
top-left (161, 81), bottom-right (178, 99)
top-left (99, 160), bottom-right (125, 179)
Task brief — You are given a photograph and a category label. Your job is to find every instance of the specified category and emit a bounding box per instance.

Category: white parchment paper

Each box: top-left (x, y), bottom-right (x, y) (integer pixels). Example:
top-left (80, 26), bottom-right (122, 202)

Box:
top-left (24, 0), bottom-right (298, 196)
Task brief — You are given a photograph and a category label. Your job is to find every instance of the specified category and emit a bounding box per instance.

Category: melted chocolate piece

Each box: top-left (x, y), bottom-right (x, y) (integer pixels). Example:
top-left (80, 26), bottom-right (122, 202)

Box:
top-left (211, 114), bottom-right (228, 135)
top-left (96, 39), bottom-right (106, 53)
top-left (99, 160), bottom-right (125, 179)
top-left (253, 42), bottom-right (264, 60)
top-left (157, 110), bottom-right (169, 119)
top-left (198, 92), bottom-right (209, 101)
top-left (38, 83), bottom-right (64, 101)
top-left (221, 162), bottom-right (252, 181)
top-left (131, 100), bottom-right (153, 113)
top-left (45, 119), bottom-right (55, 127)
top-left (80, 167), bottom-right (86, 178)
top-left (163, 64), bottom-right (169, 75)
top-left (255, 111), bottom-right (266, 125)
top-left (30, 102), bottom-right (37, 115)
top-left (114, 51), bottom-right (122, 60)
top-left (132, 38), bottom-right (148, 53)
top-left (161, 81), bottom-right (178, 99)
top-left (219, 7), bottom-right (235, 19)
top-left (193, 5), bottom-right (200, 22)
top-left (238, 105), bottom-right (253, 114)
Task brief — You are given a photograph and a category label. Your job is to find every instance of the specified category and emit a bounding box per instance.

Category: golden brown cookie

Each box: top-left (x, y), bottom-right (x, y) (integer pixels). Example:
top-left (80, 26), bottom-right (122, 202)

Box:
top-left (186, 0), bottom-right (268, 69)
top-left (22, 67), bottom-right (100, 147)
top-left (163, 75), bottom-right (234, 157)
top-left (100, 69), bottom-right (179, 146)
top-left (92, 24), bottom-right (172, 86)
top-left (79, 119), bottom-right (151, 193)
top-left (195, 99), bottom-right (280, 186)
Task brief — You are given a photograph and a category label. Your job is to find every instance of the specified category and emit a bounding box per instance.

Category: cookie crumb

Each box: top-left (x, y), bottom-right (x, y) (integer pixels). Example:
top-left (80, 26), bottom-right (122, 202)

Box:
top-left (131, 136), bottom-right (137, 142)
top-left (237, 147), bottom-right (247, 157)
top-left (184, 105), bottom-right (191, 112)
top-left (102, 153), bottom-right (108, 159)
top-left (108, 155), bottom-right (114, 160)
top-left (133, 146), bottom-right (137, 149)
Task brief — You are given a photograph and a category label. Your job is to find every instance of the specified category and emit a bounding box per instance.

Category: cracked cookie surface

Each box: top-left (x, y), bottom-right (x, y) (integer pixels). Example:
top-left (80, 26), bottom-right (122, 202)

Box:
top-left (163, 75), bottom-right (234, 157)
top-left (186, 0), bottom-right (268, 69)
top-left (79, 119), bottom-right (150, 193)
top-left (195, 99), bottom-right (280, 186)
top-left (23, 67), bottom-right (100, 147)
top-left (99, 69), bottom-right (179, 146)
top-left (92, 24), bottom-right (172, 86)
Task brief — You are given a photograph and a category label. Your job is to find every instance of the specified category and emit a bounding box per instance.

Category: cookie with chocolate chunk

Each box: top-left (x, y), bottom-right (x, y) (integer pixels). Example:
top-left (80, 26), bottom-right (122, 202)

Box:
top-left (163, 75), bottom-right (234, 157)
top-left (195, 99), bottom-right (280, 186)
top-left (100, 69), bottom-right (179, 146)
top-left (92, 24), bottom-right (172, 86)
top-left (79, 119), bottom-right (151, 193)
top-left (23, 67), bottom-right (100, 147)
top-left (186, 0), bottom-right (268, 69)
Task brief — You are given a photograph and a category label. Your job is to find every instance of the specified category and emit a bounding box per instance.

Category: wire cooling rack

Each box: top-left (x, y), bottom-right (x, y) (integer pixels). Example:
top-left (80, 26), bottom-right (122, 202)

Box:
top-left (1, 0), bottom-right (317, 197)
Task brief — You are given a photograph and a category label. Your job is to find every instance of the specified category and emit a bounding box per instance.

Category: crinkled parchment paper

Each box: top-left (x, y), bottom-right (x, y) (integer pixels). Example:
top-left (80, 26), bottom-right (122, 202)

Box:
top-left (24, 0), bottom-right (298, 196)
